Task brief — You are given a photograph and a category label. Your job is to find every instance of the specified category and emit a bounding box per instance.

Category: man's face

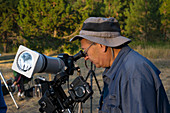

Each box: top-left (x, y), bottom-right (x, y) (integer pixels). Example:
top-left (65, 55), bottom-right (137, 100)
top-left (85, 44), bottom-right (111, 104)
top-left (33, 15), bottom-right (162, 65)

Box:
top-left (81, 39), bottom-right (103, 68)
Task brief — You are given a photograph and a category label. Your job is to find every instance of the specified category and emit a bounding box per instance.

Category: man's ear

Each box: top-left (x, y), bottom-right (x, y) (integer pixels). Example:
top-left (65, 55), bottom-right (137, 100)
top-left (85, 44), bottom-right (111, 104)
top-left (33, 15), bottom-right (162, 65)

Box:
top-left (100, 44), bottom-right (108, 52)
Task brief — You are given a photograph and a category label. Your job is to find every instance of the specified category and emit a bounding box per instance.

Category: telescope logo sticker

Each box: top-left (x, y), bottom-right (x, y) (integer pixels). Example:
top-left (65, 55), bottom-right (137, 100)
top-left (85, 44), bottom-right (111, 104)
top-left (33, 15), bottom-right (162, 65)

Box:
top-left (17, 51), bottom-right (33, 72)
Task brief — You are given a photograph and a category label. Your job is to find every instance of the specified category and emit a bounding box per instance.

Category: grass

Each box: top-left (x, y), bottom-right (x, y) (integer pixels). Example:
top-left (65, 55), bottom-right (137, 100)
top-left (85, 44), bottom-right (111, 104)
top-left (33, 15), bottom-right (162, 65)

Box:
top-left (134, 46), bottom-right (170, 59)
top-left (129, 40), bottom-right (170, 49)
top-left (129, 40), bottom-right (170, 59)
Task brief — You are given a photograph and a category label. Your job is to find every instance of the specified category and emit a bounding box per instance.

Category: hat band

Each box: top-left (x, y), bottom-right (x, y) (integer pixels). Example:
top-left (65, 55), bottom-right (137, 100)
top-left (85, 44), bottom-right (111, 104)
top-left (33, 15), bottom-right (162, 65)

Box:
top-left (79, 30), bottom-right (120, 38)
top-left (82, 22), bottom-right (121, 32)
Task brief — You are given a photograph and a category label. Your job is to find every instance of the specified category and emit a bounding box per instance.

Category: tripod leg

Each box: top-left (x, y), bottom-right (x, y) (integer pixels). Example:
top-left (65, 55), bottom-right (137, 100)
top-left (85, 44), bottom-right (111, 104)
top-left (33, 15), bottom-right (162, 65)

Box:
top-left (78, 102), bottom-right (83, 113)
top-left (86, 70), bottom-right (102, 113)
top-left (90, 74), bottom-right (93, 113)
top-left (92, 72), bottom-right (102, 94)
top-left (0, 72), bottom-right (19, 109)
top-left (85, 63), bottom-right (102, 113)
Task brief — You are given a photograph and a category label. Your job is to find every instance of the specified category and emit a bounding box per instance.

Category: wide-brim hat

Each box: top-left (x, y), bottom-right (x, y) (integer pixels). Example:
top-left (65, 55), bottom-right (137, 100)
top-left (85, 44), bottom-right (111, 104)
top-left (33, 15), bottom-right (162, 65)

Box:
top-left (70, 17), bottom-right (131, 47)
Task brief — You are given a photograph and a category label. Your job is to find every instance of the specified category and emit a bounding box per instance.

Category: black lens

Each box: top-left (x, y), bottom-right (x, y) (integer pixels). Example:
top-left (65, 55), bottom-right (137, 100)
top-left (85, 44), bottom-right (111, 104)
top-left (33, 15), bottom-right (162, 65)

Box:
top-left (75, 86), bottom-right (85, 98)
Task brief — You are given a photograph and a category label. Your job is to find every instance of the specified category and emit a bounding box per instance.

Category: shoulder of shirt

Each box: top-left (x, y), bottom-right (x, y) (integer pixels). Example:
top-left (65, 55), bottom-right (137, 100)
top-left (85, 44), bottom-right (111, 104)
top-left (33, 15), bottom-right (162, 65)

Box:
top-left (119, 49), bottom-right (161, 87)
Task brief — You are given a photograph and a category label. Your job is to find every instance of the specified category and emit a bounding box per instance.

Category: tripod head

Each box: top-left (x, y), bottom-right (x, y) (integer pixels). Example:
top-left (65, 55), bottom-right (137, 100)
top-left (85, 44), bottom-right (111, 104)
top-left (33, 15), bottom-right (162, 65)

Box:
top-left (38, 72), bottom-right (93, 113)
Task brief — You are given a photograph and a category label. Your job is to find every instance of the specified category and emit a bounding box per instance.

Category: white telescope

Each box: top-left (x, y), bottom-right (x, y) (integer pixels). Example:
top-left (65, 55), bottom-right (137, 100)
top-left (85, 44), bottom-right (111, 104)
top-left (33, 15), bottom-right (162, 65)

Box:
top-left (12, 45), bottom-right (65, 78)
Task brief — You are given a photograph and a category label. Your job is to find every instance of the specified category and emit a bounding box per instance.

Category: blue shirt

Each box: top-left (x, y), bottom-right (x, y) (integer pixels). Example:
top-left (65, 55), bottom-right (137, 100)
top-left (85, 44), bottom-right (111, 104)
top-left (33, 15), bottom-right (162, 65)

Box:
top-left (99, 45), bottom-right (170, 113)
top-left (0, 80), bottom-right (7, 113)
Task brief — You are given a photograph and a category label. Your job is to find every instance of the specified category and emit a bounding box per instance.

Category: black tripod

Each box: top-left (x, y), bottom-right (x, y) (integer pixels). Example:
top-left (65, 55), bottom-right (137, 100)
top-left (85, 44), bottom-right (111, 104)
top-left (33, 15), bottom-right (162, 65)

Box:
top-left (85, 62), bottom-right (102, 113)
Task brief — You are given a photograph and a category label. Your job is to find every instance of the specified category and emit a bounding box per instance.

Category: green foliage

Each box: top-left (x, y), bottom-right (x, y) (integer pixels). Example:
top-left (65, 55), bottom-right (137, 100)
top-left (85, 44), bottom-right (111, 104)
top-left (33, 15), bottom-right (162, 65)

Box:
top-left (63, 40), bottom-right (80, 55)
top-left (0, 0), bottom-right (169, 54)
top-left (22, 35), bottom-right (65, 53)
top-left (159, 0), bottom-right (170, 40)
top-left (125, 0), bottom-right (162, 41)
top-left (102, 0), bottom-right (131, 33)
top-left (0, 0), bottom-right (19, 34)
top-left (0, 0), bottom-right (19, 52)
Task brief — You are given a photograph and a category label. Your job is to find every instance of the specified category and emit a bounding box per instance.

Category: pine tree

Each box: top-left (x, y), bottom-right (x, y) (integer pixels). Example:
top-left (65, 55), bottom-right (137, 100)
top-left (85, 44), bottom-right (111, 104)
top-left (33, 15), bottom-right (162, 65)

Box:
top-left (16, 0), bottom-right (84, 52)
top-left (17, 0), bottom-right (72, 37)
top-left (159, 0), bottom-right (170, 40)
top-left (125, 0), bottom-right (162, 41)
top-left (17, 0), bottom-right (38, 36)
top-left (0, 0), bottom-right (19, 52)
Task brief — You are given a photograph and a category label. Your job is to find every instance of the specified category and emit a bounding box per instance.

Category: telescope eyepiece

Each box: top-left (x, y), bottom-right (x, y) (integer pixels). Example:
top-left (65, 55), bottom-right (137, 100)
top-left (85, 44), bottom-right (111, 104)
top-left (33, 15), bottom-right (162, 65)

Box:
top-left (73, 50), bottom-right (85, 61)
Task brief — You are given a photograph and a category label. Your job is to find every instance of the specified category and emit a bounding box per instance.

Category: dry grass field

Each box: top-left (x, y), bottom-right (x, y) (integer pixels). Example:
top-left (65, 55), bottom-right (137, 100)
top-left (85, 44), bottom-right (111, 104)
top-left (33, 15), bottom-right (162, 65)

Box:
top-left (0, 47), bottom-right (170, 113)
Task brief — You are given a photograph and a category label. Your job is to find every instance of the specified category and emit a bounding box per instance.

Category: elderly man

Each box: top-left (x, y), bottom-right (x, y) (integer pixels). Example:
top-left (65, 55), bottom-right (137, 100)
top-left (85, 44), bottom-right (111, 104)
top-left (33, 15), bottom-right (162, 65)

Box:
top-left (70, 17), bottom-right (170, 113)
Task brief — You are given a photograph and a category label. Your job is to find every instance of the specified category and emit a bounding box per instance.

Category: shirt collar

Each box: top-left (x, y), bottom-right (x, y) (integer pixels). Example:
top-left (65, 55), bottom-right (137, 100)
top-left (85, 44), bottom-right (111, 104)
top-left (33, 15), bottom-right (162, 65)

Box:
top-left (102, 45), bottom-right (132, 80)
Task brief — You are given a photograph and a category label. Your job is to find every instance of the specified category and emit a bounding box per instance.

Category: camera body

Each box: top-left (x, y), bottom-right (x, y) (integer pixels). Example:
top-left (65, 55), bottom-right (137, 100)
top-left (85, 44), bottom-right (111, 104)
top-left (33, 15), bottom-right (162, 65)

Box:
top-left (69, 76), bottom-right (93, 103)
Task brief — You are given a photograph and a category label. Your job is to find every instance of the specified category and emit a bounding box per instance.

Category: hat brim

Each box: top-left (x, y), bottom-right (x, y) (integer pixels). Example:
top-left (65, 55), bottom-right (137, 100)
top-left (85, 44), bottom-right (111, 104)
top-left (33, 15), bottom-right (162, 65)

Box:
top-left (70, 35), bottom-right (131, 47)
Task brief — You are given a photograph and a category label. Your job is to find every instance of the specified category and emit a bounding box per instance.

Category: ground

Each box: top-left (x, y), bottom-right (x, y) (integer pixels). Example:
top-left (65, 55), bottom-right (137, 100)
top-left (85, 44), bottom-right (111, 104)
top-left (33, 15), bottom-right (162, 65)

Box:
top-left (0, 54), bottom-right (170, 113)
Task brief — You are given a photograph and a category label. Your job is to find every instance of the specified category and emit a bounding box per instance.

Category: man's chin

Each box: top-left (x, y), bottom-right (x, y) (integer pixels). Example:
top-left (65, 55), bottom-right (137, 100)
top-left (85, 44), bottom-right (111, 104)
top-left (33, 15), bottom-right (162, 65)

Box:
top-left (95, 64), bottom-right (101, 68)
top-left (90, 62), bottom-right (101, 68)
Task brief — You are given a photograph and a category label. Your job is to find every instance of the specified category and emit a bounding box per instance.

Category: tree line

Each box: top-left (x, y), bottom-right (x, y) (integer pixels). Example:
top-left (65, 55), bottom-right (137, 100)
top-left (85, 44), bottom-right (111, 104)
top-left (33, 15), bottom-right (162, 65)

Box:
top-left (0, 0), bottom-right (169, 54)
